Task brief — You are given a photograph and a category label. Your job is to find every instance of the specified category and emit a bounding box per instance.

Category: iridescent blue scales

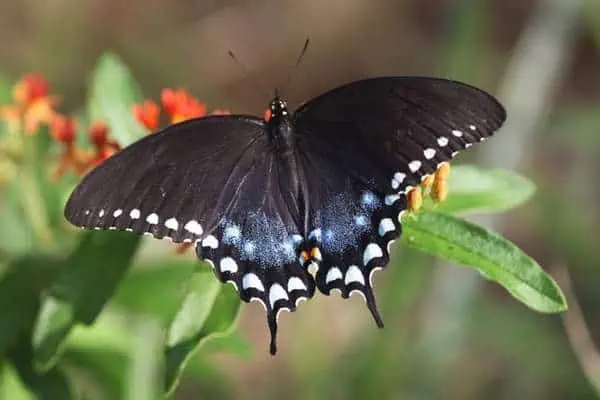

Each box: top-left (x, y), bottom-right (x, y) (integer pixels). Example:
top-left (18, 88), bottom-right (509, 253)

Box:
top-left (64, 77), bottom-right (506, 354)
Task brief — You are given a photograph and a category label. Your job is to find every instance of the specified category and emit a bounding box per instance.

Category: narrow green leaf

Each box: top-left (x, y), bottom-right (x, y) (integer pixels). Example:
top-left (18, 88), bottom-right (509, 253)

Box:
top-left (124, 317), bottom-right (164, 400)
top-left (87, 52), bottom-right (145, 146)
top-left (401, 211), bottom-right (567, 313)
top-left (434, 165), bottom-right (536, 214)
top-left (165, 278), bottom-right (241, 395)
top-left (33, 231), bottom-right (140, 370)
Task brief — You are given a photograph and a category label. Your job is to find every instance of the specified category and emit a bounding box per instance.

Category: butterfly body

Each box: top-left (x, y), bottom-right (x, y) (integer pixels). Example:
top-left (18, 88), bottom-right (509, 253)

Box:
top-left (65, 77), bottom-right (506, 355)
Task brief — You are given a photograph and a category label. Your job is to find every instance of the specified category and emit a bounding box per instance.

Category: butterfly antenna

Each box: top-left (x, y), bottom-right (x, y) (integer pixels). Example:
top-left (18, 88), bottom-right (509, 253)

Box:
top-left (228, 49), bottom-right (270, 99)
top-left (281, 37), bottom-right (310, 94)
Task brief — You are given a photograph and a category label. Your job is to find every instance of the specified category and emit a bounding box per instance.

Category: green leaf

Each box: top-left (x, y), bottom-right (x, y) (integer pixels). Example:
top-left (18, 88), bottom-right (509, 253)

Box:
top-left (401, 211), bottom-right (567, 313)
top-left (9, 338), bottom-right (74, 400)
top-left (33, 231), bottom-right (140, 370)
top-left (87, 52), bottom-right (145, 146)
top-left (0, 257), bottom-right (61, 359)
top-left (1, 362), bottom-right (36, 400)
top-left (165, 273), bottom-right (241, 395)
top-left (112, 261), bottom-right (197, 325)
top-left (434, 165), bottom-right (536, 214)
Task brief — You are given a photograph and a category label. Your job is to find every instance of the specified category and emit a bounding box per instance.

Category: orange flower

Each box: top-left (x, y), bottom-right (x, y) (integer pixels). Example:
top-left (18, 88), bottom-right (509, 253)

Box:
top-left (161, 88), bottom-right (206, 124)
top-left (264, 109), bottom-right (272, 121)
top-left (51, 115), bottom-right (89, 178)
top-left (88, 121), bottom-right (120, 166)
top-left (13, 74), bottom-right (50, 105)
top-left (1, 73), bottom-right (58, 135)
top-left (50, 115), bottom-right (76, 143)
top-left (132, 100), bottom-right (160, 131)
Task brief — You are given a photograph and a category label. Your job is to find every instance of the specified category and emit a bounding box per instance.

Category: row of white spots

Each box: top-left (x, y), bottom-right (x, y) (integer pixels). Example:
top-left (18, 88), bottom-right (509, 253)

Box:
top-left (325, 265), bottom-right (365, 285)
top-left (87, 207), bottom-right (205, 236)
top-left (388, 125), bottom-right (483, 192)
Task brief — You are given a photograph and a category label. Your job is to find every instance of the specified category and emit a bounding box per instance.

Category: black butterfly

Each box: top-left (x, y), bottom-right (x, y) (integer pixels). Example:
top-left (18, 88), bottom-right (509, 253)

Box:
top-left (64, 77), bottom-right (506, 354)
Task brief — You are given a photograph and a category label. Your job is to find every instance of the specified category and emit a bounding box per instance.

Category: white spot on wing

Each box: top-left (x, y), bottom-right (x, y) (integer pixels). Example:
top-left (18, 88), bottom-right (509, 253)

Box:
top-left (452, 129), bottom-right (463, 137)
top-left (408, 160), bottom-right (421, 173)
top-left (385, 194), bottom-right (401, 206)
top-left (326, 267), bottom-right (343, 284)
top-left (219, 257), bottom-right (238, 273)
top-left (165, 217), bottom-right (179, 230)
top-left (378, 218), bottom-right (395, 236)
top-left (363, 243), bottom-right (383, 266)
top-left (391, 172), bottom-right (406, 190)
top-left (345, 265), bottom-right (365, 285)
top-left (437, 136), bottom-right (449, 147)
top-left (465, 143), bottom-right (472, 148)
top-left (201, 235), bottom-right (219, 249)
top-left (287, 277), bottom-right (306, 292)
top-left (184, 220), bottom-right (203, 235)
top-left (113, 209), bottom-right (122, 218)
top-left (146, 213), bottom-right (159, 225)
top-left (469, 124), bottom-right (477, 131)
top-left (130, 209), bottom-right (141, 219)
top-left (98, 209), bottom-right (105, 217)
top-left (243, 273), bottom-right (265, 292)
top-left (269, 284), bottom-right (289, 308)
top-left (423, 148), bottom-right (436, 160)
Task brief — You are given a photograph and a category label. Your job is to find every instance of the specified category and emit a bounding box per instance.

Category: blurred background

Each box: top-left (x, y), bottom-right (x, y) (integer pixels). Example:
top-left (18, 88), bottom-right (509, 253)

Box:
top-left (1, 0), bottom-right (600, 399)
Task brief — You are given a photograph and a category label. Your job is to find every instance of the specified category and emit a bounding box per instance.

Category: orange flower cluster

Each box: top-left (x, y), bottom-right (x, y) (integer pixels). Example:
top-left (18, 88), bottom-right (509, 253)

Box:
top-left (0, 73), bottom-right (121, 179)
top-left (0, 73), bottom-right (59, 134)
top-left (50, 117), bottom-right (121, 179)
top-left (133, 88), bottom-right (230, 132)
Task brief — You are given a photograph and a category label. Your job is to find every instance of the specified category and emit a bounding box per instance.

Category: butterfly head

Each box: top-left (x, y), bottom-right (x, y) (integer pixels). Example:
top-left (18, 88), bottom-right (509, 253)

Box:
top-left (269, 97), bottom-right (289, 119)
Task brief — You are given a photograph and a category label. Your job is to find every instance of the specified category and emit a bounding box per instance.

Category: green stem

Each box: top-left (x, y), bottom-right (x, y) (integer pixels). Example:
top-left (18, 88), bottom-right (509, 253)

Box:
top-left (18, 132), bottom-right (54, 249)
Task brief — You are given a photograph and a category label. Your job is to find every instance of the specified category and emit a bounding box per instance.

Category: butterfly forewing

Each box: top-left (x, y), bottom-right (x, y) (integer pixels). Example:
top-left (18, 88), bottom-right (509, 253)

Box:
top-left (294, 77), bottom-right (506, 192)
top-left (65, 116), bottom-right (266, 241)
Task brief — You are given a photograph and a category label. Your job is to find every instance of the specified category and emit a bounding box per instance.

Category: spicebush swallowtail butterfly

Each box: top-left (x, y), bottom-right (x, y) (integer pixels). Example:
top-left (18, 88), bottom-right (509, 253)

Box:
top-left (65, 77), bottom-right (506, 354)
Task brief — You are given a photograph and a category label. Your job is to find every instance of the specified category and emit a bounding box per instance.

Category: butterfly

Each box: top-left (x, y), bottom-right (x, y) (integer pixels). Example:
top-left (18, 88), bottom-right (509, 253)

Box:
top-left (64, 77), bottom-right (506, 354)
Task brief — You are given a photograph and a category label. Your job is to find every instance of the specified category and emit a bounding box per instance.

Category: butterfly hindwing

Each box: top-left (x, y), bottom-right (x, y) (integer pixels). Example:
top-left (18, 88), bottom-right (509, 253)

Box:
top-left (195, 154), bottom-right (314, 354)
top-left (297, 148), bottom-right (407, 325)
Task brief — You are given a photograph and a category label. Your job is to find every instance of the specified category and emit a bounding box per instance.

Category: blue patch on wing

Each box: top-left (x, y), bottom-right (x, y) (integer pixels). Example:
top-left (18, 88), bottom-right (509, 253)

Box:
top-left (318, 190), bottom-right (381, 254)
top-left (221, 211), bottom-right (299, 267)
